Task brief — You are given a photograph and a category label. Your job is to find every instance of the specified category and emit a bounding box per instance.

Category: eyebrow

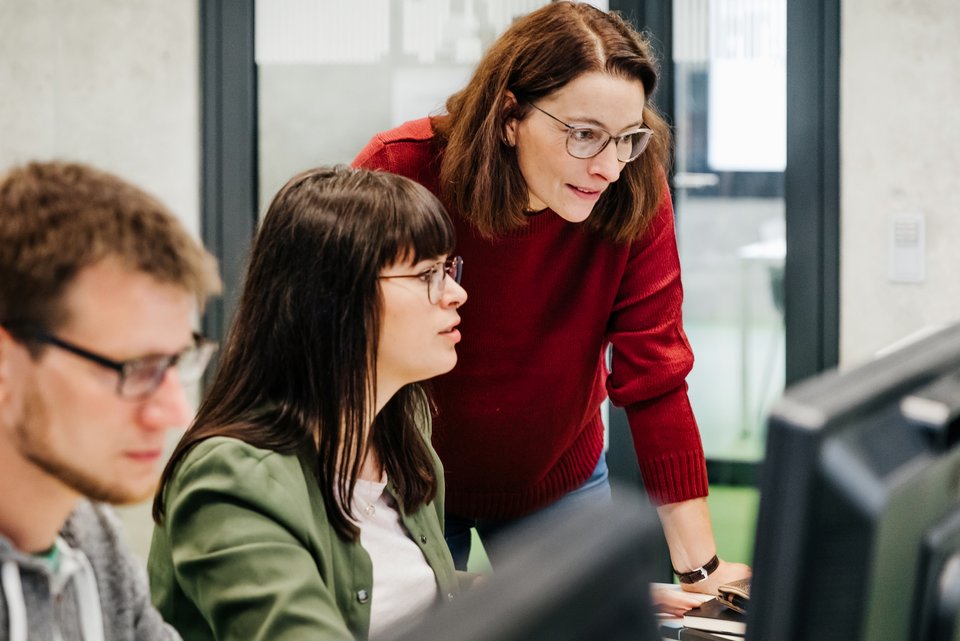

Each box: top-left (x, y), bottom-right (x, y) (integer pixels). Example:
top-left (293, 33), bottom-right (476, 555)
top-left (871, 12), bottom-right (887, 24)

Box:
top-left (414, 256), bottom-right (446, 269)
top-left (564, 115), bottom-right (646, 133)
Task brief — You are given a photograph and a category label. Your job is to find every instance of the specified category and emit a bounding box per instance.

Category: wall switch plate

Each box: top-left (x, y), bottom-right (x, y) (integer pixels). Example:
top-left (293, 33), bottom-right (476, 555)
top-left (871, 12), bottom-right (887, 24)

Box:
top-left (889, 213), bottom-right (926, 283)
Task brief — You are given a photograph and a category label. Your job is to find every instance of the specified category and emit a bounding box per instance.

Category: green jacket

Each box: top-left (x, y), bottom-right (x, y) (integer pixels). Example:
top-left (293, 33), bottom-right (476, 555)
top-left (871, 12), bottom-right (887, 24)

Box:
top-left (148, 436), bottom-right (459, 641)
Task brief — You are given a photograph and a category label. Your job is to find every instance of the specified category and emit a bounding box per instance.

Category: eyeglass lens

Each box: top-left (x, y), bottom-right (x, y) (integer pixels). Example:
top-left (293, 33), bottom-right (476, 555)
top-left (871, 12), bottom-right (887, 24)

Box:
top-left (567, 128), bottom-right (651, 162)
top-left (427, 257), bottom-right (463, 305)
top-left (119, 341), bottom-right (216, 398)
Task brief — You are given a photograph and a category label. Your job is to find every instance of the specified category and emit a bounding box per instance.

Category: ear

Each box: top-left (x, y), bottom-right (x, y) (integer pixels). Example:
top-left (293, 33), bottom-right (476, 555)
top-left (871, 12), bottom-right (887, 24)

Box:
top-left (0, 326), bottom-right (29, 408)
top-left (0, 326), bottom-right (13, 405)
top-left (501, 90), bottom-right (519, 147)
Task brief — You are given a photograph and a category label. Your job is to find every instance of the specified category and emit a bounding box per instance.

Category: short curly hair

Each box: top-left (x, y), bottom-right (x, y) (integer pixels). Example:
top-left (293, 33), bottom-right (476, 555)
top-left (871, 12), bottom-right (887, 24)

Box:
top-left (0, 160), bottom-right (220, 333)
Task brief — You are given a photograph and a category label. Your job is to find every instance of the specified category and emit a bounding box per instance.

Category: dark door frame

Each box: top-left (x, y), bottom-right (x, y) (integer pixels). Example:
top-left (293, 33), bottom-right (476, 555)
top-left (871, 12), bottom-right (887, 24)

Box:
top-left (199, 0), bottom-right (258, 345)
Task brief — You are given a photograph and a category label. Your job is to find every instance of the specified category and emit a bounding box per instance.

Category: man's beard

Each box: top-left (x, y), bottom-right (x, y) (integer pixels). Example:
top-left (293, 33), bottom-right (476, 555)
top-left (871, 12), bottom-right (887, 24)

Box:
top-left (13, 383), bottom-right (151, 505)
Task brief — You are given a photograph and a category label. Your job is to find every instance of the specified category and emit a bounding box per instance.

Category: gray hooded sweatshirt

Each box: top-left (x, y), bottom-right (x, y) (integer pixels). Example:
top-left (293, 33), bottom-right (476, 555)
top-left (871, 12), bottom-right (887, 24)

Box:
top-left (0, 500), bottom-right (179, 641)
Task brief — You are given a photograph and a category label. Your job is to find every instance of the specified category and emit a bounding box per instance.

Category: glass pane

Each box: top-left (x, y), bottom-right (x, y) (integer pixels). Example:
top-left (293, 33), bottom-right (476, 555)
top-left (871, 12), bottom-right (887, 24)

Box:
top-left (255, 0), bottom-right (556, 215)
top-left (672, 0), bottom-right (786, 461)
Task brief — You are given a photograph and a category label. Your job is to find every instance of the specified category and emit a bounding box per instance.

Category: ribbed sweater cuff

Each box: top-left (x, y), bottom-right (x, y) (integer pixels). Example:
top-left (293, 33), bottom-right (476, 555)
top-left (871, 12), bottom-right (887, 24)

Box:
top-left (638, 449), bottom-right (709, 506)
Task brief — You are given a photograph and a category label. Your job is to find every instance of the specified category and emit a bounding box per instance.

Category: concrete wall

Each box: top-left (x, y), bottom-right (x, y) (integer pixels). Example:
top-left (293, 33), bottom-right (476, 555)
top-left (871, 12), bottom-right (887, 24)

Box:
top-left (840, 0), bottom-right (960, 367)
top-left (0, 0), bottom-right (199, 237)
top-left (0, 0), bottom-right (200, 559)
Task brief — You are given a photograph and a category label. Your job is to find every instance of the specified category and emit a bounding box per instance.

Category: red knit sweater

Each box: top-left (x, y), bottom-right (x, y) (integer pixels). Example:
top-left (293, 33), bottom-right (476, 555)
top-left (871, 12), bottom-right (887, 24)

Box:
top-left (354, 118), bottom-right (708, 519)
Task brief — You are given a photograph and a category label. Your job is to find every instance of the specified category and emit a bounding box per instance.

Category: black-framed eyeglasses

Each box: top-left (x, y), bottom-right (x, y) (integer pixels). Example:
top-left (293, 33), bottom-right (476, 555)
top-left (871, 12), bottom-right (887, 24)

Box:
top-left (528, 103), bottom-right (653, 162)
top-left (5, 326), bottom-right (217, 399)
top-left (379, 256), bottom-right (463, 305)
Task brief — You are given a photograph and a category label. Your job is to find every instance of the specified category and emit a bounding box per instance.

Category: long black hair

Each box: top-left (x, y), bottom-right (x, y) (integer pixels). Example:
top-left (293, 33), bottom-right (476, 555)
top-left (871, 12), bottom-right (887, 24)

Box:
top-left (153, 166), bottom-right (456, 540)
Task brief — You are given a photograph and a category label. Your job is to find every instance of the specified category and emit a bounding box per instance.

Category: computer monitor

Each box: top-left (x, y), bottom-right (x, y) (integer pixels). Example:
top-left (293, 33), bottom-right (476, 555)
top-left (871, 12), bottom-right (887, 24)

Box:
top-left (383, 484), bottom-right (663, 641)
top-left (748, 322), bottom-right (960, 641)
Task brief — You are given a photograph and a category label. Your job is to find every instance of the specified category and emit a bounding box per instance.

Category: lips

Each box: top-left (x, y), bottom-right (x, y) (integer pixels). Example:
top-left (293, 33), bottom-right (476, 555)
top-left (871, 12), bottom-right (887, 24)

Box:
top-left (440, 320), bottom-right (462, 343)
top-left (440, 319), bottom-right (460, 334)
top-left (125, 449), bottom-right (163, 463)
top-left (571, 185), bottom-right (601, 194)
top-left (567, 184), bottom-right (604, 200)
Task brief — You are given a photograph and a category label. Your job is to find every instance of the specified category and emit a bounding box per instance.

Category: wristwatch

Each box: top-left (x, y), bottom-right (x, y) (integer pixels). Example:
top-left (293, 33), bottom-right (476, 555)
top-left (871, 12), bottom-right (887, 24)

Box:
top-left (673, 554), bottom-right (720, 584)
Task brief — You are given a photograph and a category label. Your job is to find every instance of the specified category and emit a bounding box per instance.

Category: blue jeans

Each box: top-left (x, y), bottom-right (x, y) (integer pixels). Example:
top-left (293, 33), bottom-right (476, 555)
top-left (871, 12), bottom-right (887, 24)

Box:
top-left (444, 453), bottom-right (612, 570)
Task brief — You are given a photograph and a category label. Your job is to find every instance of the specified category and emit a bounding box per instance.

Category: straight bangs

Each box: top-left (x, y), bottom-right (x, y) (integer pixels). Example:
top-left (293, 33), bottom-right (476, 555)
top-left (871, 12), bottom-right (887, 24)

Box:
top-left (373, 177), bottom-right (457, 269)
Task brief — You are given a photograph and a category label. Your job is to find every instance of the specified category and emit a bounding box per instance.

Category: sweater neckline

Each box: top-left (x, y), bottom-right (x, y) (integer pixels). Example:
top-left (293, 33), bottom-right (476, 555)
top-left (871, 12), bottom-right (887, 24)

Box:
top-left (503, 208), bottom-right (567, 238)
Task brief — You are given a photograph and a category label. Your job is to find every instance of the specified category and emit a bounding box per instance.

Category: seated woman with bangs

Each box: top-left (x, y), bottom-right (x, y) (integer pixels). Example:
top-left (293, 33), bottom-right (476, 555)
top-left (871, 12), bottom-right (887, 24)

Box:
top-left (148, 166), bottom-right (467, 641)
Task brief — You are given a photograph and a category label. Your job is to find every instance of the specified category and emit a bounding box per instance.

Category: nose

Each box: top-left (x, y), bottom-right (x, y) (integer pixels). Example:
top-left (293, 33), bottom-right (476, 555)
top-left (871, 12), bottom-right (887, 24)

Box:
top-left (138, 368), bottom-right (193, 431)
top-left (587, 140), bottom-right (623, 183)
top-left (441, 277), bottom-right (468, 308)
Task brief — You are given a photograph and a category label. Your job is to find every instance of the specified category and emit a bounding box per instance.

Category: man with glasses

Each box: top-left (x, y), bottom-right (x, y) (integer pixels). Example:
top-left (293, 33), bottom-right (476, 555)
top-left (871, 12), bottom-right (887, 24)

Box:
top-left (0, 161), bottom-right (220, 640)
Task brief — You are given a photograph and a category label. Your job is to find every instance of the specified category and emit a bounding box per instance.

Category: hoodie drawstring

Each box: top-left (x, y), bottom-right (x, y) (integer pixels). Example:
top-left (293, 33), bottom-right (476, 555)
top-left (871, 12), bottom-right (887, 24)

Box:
top-left (55, 537), bottom-right (105, 641)
top-left (2, 539), bottom-right (105, 641)
top-left (70, 546), bottom-right (105, 641)
top-left (2, 560), bottom-right (27, 641)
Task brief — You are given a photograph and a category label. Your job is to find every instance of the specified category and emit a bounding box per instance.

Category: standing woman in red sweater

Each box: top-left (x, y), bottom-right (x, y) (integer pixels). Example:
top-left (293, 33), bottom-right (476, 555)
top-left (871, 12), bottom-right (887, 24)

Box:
top-left (354, 1), bottom-right (750, 602)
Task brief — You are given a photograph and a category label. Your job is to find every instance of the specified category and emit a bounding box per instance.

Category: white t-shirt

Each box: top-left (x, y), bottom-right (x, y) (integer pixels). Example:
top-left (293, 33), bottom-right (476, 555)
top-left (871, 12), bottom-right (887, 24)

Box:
top-left (351, 475), bottom-right (439, 638)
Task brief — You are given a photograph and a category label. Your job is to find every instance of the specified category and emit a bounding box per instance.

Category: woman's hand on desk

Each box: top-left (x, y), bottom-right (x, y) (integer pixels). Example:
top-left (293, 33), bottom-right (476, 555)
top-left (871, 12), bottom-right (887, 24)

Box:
top-left (651, 585), bottom-right (708, 617)
top-left (680, 558), bottom-right (752, 596)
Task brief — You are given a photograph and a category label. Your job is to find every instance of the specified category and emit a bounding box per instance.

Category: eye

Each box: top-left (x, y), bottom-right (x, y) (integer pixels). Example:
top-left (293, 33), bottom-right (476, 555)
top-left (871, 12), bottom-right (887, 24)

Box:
top-left (125, 354), bottom-right (170, 376)
top-left (570, 127), bottom-right (601, 143)
top-left (121, 355), bottom-right (173, 394)
top-left (416, 266), bottom-right (436, 283)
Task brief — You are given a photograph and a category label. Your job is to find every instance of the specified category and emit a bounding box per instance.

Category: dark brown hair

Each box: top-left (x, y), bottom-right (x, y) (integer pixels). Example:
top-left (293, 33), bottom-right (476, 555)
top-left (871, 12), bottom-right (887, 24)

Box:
top-left (153, 166), bottom-right (456, 541)
top-left (0, 161), bottom-right (220, 339)
top-left (436, 1), bottom-right (671, 244)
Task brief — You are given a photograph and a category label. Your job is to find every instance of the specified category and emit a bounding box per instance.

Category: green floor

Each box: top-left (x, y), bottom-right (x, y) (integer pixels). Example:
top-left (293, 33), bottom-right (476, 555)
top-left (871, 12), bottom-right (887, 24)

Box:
top-left (466, 529), bottom-right (492, 575)
top-left (706, 485), bottom-right (759, 565)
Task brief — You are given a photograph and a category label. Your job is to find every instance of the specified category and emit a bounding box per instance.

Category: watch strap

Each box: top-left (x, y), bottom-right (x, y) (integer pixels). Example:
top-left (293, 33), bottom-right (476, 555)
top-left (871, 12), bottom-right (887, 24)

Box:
top-left (673, 554), bottom-right (720, 584)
